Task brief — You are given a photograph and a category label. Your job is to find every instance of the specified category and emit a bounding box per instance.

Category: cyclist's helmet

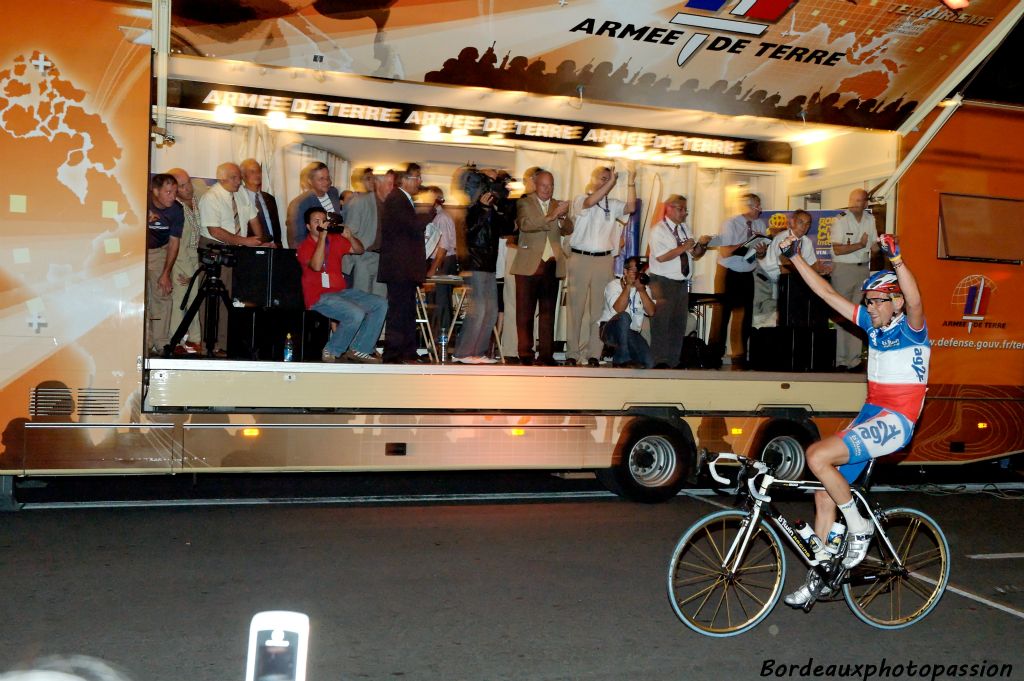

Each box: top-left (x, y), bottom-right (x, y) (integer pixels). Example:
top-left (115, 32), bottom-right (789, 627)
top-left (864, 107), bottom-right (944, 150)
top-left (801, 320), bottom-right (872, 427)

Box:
top-left (861, 270), bottom-right (901, 294)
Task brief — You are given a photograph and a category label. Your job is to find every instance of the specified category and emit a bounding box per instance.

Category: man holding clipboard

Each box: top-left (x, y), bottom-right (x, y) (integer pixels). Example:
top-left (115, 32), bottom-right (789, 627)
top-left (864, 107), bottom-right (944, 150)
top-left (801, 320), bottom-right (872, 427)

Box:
top-left (710, 193), bottom-right (770, 368)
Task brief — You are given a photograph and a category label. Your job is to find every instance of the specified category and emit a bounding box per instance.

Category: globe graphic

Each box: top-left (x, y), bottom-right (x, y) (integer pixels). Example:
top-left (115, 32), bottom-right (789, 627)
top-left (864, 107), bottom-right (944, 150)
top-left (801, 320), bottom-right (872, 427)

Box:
top-left (951, 275), bottom-right (997, 311)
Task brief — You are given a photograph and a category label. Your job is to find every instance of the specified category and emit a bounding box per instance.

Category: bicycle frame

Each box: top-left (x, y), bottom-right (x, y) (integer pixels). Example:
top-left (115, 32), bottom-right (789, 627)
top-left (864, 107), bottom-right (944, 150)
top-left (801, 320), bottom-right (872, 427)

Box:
top-left (708, 454), bottom-right (904, 578)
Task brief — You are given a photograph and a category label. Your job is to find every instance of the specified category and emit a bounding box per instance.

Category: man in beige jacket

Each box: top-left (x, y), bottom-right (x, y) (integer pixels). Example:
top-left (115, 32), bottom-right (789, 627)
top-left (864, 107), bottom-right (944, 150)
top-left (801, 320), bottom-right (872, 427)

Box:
top-left (511, 170), bottom-right (573, 365)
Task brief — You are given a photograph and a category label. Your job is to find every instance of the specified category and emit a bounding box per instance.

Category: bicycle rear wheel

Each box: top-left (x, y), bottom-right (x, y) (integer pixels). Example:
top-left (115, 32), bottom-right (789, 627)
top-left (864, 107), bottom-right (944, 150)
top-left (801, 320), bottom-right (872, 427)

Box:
top-left (843, 507), bottom-right (950, 629)
top-left (667, 510), bottom-right (786, 637)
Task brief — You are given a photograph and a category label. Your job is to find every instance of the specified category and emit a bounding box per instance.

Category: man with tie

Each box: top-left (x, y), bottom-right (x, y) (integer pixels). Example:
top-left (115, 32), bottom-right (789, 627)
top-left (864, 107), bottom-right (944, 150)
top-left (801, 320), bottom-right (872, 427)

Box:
top-left (510, 170), bottom-right (573, 366)
top-left (240, 158), bottom-right (283, 248)
top-left (198, 162), bottom-right (270, 353)
top-left (710, 192), bottom-right (768, 368)
top-left (378, 165), bottom-right (433, 363)
top-left (648, 195), bottom-right (712, 368)
top-left (565, 164), bottom-right (637, 366)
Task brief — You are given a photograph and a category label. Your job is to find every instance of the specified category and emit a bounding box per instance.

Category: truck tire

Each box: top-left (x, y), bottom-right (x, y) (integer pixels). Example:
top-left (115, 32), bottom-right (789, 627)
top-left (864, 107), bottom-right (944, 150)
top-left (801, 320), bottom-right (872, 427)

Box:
top-left (757, 427), bottom-right (811, 481)
top-left (597, 425), bottom-right (690, 503)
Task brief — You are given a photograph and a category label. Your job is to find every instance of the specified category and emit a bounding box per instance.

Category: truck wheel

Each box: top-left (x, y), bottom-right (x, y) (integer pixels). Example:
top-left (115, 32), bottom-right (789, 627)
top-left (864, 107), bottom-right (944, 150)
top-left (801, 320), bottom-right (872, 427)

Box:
top-left (597, 428), bottom-right (689, 503)
top-left (758, 433), bottom-right (807, 481)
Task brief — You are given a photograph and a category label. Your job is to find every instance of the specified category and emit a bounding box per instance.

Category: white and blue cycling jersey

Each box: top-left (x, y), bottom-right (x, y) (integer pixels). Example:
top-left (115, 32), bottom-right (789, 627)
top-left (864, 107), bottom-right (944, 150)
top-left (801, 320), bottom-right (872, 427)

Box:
top-left (837, 305), bottom-right (930, 483)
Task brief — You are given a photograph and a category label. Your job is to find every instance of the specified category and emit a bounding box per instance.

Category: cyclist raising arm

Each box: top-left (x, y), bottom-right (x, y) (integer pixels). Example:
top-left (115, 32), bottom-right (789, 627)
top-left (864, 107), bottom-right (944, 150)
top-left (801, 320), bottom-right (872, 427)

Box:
top-left (777, 232), bottom-right (930, 607)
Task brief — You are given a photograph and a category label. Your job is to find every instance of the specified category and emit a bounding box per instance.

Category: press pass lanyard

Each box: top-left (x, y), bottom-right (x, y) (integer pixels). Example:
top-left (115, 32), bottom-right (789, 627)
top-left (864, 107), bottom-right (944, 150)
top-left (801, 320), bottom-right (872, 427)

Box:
top-left (321, 237), bottom-right (331, 288)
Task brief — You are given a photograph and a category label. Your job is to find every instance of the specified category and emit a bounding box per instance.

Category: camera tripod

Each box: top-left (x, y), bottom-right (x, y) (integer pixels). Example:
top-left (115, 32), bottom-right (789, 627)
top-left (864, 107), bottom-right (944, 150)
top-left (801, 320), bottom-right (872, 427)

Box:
top-left (163, 261), bottom-right (232, 358)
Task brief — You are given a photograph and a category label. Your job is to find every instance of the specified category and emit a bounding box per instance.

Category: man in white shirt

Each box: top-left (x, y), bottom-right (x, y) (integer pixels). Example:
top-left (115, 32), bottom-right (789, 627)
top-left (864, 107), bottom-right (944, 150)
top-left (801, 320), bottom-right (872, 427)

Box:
top-left (198, 162), bottom-right (268, 248)
top-left (753, 210), bottom-right (831, 327)
top-left (197, 162), bottom-right (269, 353)
top-left (711, 193), bottom-right (769, 367)
top-left (830, 188), bottom-right (878, 370)
top-left (598, 256), bottom-right (656, 368)
top-left (423, 185), bottom-right (458, 339)
top-left (566, 164), bottom-right (636, 366)
top-left (648, 194), bottom-right (712, 368)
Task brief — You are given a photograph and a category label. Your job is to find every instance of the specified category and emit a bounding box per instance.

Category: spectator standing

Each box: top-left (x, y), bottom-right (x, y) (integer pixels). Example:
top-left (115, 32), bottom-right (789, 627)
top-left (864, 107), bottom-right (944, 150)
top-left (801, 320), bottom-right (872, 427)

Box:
top-left (647, 194), bottom-right (711, 368)
top-left (710, 193), bottom-right (768, 367)
top-left (830, 188), bottom-right (878, 371)
top-left (565, 164), bottom-right (636, 366)
top-left (146, 173), bottom-right (183, 355)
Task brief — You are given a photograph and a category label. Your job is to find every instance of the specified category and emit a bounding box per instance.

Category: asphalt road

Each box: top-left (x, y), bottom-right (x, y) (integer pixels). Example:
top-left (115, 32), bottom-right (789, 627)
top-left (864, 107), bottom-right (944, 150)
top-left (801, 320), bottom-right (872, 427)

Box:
top-left (1, 486), bottom-right (1021, 681)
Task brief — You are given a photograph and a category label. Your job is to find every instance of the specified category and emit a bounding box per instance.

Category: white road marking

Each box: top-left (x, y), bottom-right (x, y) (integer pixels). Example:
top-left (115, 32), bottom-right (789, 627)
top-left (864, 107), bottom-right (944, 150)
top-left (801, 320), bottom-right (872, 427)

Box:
top-left (913, 574), bottom-right (1024, 621)
top-left (967, 552), bottom-right (1024, 560)
top-left (680, 490), bottom-right (733, 510)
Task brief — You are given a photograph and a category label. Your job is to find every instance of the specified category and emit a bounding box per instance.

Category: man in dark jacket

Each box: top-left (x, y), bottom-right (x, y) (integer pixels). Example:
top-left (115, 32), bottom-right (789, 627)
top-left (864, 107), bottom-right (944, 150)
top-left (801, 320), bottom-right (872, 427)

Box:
top-left (452, 182), bottom-right (512, 363)
top-left (378, 166), bottom-right (432, 363)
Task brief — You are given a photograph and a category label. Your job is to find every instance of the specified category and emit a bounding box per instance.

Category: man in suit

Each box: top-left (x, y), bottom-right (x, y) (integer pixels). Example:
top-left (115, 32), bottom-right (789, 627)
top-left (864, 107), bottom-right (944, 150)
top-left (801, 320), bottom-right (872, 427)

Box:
top-left (342, 167), bottom-right (388, 297)
top-left (286, 162), bottom-right (342, 247)
top-left (511, 170), bottom-right (573, 365)
top-left (378, 165), bottom-right (432, 363)
top-left (240, 158), bottom-right (283, 248)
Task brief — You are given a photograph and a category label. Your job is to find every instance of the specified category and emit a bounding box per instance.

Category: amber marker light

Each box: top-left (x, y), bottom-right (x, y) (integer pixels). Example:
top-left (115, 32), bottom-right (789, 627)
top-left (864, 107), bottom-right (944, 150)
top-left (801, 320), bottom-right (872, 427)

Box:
top-left (511, 428), bottom-right (526, 436)
top-left (730, 427), bottom-right (743, 436)
top-left (977, 422), bottom-right (989, 429)
top-left (242, 428), bottom-right (261, 438)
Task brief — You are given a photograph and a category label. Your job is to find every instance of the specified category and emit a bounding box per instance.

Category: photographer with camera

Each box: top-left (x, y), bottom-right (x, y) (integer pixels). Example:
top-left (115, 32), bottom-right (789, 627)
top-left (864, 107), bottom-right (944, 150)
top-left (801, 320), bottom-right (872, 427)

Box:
top-left (597, 256), bottom-right (656, 369)
top-left (298, 206), bottom-right (386, 363)
top-left (452, 169), bottom-right (513, 364)
top-left (648, 194), bottom-right (712, 369)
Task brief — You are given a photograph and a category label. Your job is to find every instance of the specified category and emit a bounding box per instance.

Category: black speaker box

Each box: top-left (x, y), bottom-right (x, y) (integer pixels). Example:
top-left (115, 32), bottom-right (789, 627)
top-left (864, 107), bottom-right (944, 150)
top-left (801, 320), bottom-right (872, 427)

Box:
top-left (232, 248), bottom-right (304, 310)
top-left (749, 327), bottom-right (836, 372)
top-left (778, 273), bottom-right (831, 328)
top-left (228, 309), bottom-right (331, 361)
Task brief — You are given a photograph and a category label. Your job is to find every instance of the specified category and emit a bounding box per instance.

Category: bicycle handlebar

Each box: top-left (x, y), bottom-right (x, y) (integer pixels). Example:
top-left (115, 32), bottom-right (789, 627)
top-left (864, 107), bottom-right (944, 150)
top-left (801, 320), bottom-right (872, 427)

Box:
top-left (705, 452), bottom-right (773, 502)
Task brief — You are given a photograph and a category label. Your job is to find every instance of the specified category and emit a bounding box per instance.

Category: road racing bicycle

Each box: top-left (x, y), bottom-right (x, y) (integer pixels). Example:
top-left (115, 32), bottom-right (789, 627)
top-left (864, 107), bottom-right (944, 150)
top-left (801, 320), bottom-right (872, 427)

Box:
top-left (667, 453), bottom-right (950, 636)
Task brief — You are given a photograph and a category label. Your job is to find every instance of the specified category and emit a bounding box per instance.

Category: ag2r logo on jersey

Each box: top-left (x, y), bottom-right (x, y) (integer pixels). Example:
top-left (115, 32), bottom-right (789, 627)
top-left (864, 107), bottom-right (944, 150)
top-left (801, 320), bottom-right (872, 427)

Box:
top-left (669, 0), bottom-right (799, 66)
top-left (857, 414), bottom-right (903, 450)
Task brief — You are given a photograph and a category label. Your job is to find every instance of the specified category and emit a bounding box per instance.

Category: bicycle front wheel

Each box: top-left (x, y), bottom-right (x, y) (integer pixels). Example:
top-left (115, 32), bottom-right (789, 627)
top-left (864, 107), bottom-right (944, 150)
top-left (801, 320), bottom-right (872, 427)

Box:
top-left (843, 507), bottom-right (950, 629)
top-left (667, 510), bottom-right (786, 637)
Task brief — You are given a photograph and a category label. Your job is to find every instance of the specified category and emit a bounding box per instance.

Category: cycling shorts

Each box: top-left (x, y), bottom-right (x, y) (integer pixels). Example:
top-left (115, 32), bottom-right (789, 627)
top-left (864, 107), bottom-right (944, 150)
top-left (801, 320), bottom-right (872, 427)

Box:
top-left (837, 403), bottom-right (915, 483)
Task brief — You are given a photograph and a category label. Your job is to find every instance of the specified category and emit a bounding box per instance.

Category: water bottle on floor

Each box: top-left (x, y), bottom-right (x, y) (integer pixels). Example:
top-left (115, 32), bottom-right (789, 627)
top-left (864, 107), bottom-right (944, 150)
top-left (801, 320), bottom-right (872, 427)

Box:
top-left (438, 333), bottom-right (448, 363)
top-left (283, 332), bottom-right (295, 362)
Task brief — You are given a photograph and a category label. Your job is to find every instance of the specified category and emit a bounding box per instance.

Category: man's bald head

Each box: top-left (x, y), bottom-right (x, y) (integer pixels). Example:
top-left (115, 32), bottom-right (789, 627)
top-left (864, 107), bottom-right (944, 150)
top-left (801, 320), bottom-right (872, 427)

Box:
top-left (848, 188), bottom-right (869, 217)
top-left (166, 167), bottom-right (193, 203)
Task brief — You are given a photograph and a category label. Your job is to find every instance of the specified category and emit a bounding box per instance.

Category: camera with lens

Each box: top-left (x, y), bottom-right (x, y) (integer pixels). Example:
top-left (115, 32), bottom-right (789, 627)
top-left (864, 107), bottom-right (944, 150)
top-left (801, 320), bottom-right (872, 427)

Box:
top-left (317, 212), bottom-right (347, 234)
top-left (638, 271), bottom-right (651, 286)
top-left (459, 165), bottom-right (514, 203)
top-left (199, 243), bottom-right (237, 268)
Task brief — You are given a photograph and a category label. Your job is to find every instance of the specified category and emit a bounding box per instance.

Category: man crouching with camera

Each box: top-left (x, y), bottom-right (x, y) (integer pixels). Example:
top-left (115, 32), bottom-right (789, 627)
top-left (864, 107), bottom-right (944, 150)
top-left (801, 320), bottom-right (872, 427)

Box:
top-left (597, 256), bottom-right (656, 368)
top-left (298, 207), bottom-right (387, 363)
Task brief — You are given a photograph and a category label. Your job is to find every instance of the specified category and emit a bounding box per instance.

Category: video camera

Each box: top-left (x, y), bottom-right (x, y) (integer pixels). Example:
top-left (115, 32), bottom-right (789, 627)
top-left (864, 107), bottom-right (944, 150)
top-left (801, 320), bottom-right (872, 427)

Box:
top-left (459, 165), bottom-right (514, 203)
top-left (199, 243), bottom-right (237, 268)
top-left (317, 212), bottom-right (347, 235)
